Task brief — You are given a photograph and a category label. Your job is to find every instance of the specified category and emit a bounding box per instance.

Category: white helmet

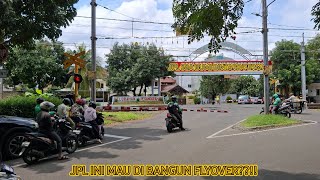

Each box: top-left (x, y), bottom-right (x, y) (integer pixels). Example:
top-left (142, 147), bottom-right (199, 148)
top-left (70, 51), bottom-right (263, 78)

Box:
top-left (40, 101), bottom-right (55, 111)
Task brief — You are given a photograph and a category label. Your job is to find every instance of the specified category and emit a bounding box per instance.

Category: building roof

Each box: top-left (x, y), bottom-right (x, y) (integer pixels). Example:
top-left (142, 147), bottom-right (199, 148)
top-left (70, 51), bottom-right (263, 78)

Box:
top-left (160, 76), bottom-right (176, 84)
top-left (161, 84), bottom-right (189, 93)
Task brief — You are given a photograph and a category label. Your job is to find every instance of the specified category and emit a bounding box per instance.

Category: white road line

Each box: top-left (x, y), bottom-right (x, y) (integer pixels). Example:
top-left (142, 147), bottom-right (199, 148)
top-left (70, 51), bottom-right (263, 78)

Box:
top-left (76, 137), bottom-right (131, 153)
top-left (208, 121), bottom-right (318, 139)
top-left (206, 119), bottom-right (246, 139)
top-left (12, 136), bottom-right (131, 168)
top-left (104, 134), bottom-right (131, 139)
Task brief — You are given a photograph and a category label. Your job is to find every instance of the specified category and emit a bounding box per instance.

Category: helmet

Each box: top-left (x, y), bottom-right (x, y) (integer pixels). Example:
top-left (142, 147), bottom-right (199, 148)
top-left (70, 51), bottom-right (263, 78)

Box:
top-left (75, 99), bottom-right (85, 106)
top-left (63, 98), bottom-right (71, 105)
top-left (273, 94), bottom-right (279, 98)
top-left (36, 97), bottom-right (45, 104)
top-left (89, 102), bottom-right (97, 109)
top-left (171, 96), bottom-right (177, 102)
top-left (40, 101), bottom-right (55, 111)
top-left (82, 99), bottom-right (87, 104)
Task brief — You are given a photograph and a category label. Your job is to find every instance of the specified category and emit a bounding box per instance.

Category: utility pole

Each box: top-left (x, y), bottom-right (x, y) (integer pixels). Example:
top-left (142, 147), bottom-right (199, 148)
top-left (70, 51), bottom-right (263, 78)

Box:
top-left (91, 0), bottom-right (97, 102)
top-left (262, 0), bottom-right (270, 114)
top-left (301, 33), bottom-right (307, 101)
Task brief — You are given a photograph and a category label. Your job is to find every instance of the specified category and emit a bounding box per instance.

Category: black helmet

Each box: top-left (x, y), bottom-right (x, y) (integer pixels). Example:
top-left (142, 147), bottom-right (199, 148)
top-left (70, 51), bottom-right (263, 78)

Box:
top-left (89, 102), bottom-right (97, 109)
top-left (171, 96), bottom-right (177, 101)
top-left (36, 97), bottom-right (45, 104)
top-left (63, 98), bottom-right (71, 105)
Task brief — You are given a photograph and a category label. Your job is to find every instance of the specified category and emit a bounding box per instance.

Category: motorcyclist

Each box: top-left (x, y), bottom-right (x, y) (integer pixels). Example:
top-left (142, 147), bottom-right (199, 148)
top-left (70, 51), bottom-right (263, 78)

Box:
top-left (167, 96), bottom-right (185, 130)
top-left (70, 99), bottom-right (85, 124)
top-left (84, 102), bottom-right (102, 143)
top-left (269, 94), bottom-right (281, 114)
top-left (34, 97), bottom-right (44, 118)
top-left (57, 98), bottom-right (75, 129)
top-left (36, 101), bottom-right (68, 160)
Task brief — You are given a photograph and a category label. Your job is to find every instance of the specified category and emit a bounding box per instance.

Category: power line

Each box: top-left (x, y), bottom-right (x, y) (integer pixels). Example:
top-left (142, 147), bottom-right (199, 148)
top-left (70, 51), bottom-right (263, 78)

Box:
top-left (74, 15), bottom-right (320, 32)
top-left (97, 3), bottom-right (138, 20)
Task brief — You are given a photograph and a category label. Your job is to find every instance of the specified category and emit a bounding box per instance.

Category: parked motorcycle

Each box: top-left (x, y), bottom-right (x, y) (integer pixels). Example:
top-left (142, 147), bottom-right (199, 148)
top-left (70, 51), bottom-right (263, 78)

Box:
top-left (260, 103), bottom-right (291, 118)
top-left (19, 115), bottom-right (78, 165)
top-left (75, 112), bottom-right (105, 146)
top-left (0, 162), bottom-right (22, 180)
top-left (287, 101), bottom-right (305, 114)
top-left (165, 111), bottom-right (183, 133)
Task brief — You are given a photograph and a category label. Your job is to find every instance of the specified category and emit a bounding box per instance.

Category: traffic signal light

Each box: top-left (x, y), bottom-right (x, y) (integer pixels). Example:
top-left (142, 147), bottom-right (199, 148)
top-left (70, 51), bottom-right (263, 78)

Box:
top-left (73, 74), bottom-right (83, 83)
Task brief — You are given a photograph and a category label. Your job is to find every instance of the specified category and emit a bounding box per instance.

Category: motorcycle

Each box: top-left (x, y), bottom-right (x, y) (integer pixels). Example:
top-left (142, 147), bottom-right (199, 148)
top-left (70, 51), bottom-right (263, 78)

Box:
top-left (287, 100), bottom-right (305, 114)
top-left (75, 113), bottom-right (105, 146)
top-left (165, 111), bottom-right (183, 133)
top-left (19, 115), bottom-right (79, 165)
top-left (0, 162), bottom-right (22, 180)
top-left (260, 102), bottom-right (291, 118)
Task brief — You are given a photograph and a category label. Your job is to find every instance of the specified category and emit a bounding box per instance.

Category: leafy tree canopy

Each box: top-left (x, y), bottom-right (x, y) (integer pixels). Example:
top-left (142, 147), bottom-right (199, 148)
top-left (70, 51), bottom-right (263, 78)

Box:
top-left (270, 39), bottom-right (320, 96)
top-left (0, 0), bottom-right (78, 48)
top-left (172, 0), bottom-right (244, 53)
top-left (106, 43), bottom-right (174, 96)
top-left (4, 40), bottom-right (67, 90)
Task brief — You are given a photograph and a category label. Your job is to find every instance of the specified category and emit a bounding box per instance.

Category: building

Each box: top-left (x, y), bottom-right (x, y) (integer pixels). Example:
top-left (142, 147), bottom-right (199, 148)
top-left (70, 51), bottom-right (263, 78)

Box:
top-left (307, 80), bottom-right (320, 103)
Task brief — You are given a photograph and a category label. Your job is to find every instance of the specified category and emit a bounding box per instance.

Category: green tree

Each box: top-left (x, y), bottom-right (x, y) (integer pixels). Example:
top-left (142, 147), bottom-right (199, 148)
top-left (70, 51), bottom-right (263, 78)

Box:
top-left (106, 43), bottom-right (174, 96)
top-left (0, 0), bottom-right (78, 48)
top-left (228, 76), bottom-right (260, 96)
top-left (199, 75), bottom-right (231, 100)
top-left (172, 0), bottom-right (244, 53)
top-left (270, 39), bottom-right (320, 96)
top-left (4, 40), bottom-right (67, 91)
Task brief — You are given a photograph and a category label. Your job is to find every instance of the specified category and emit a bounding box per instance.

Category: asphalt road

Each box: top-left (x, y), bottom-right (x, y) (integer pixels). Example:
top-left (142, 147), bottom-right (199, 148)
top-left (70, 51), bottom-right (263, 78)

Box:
top-left (7, 104), bottom-right (320, 180)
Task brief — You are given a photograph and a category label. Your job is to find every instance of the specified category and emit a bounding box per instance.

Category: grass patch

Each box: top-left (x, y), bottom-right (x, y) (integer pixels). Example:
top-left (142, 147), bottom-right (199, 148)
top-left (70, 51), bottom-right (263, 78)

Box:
top-left (102, 112), bottom-right (155, 125)
top-left (241, 114), bottom-right (300, 128)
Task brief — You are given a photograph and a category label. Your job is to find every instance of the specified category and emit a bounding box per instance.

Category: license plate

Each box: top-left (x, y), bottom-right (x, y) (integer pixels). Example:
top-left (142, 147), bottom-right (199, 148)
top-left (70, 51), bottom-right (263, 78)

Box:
top-left (73, 130), bottom-right (81, 134)
top-left (21, 141), bottom-right (30, 147)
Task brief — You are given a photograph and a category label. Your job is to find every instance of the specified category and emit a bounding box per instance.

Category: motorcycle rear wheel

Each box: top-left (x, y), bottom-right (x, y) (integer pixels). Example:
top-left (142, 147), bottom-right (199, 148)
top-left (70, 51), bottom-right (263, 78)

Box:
top-left (66, 136), bottom-right (78, 154)
top-left (22, 148), bottom-right (40, 165)
top-left (167, 124), bottom-right (173, 133)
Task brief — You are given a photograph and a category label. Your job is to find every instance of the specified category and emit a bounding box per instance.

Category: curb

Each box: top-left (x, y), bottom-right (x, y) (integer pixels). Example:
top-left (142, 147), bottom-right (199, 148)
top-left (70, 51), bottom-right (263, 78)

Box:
top-left (97, 106), bottom-right (229, 113)
top-left (233, 120), bottom-right (316, 132)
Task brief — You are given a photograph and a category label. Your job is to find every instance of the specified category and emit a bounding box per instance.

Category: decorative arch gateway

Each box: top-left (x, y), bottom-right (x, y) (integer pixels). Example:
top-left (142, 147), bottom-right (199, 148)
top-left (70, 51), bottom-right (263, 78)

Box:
top-left (167, 41), bottom-right (272, 76)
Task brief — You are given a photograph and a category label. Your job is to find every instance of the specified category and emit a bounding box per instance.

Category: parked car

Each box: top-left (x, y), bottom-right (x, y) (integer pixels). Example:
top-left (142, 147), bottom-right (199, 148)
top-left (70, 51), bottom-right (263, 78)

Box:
top-left (0, 116), bottom-right (38, 160)
top-left (250, 97), bottom-right (264, 104)
top-left (238, 95), bottom-right (251, 104)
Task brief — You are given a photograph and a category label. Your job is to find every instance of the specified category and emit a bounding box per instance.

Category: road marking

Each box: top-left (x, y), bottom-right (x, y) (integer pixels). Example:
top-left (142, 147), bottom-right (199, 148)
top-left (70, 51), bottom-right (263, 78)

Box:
top-left (104, 134), bottom-right (131, 139)
top-left (206, 119), bottom-right (246, 139)
top-left (76, 137), bottom-right (131, 153)
top-left (208, 120), bottom-right (318, 139)
top-left (12, 134), bottom-right (131, 168)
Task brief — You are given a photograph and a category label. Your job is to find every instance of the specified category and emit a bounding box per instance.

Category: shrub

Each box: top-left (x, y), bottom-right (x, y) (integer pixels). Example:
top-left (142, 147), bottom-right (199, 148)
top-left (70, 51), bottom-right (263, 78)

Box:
top-left (193, 97), bottom-right (201, 104)
top-left (188, 96), bottom-right (194, 99)
top-left (0, 95), bottom-right (62, 118)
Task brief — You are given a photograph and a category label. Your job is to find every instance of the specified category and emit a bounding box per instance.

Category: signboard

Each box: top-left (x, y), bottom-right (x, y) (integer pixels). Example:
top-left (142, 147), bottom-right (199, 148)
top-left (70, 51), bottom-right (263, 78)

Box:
top-left (0, 44), bottom-right (8, 63)
top-left (63, 51), bottom-right (86, 69)
top-left (0, 69), bottom-right (8, 78)
top-left (167, 60), bottom-right (272, 76)
top-left (112, 96), bottom-right (164, 105)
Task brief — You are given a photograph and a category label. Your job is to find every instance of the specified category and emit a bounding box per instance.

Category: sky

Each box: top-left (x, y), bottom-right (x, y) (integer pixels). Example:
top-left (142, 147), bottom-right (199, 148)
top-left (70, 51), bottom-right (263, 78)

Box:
top-left (58, 0), bottom-right (320, 65)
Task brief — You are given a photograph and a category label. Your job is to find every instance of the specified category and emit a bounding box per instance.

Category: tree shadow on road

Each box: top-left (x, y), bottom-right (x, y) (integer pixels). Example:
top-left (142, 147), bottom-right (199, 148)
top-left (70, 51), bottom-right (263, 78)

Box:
top-left (17, 150), bottom-right (118, 175)
top-left (201, 169), bottom-right (320, 180)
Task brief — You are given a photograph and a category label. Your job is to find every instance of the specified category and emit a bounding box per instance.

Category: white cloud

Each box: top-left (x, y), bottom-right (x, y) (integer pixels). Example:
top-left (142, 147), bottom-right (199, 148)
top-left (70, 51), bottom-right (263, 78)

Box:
top-left (58, 0), bottom-right (320, 64)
